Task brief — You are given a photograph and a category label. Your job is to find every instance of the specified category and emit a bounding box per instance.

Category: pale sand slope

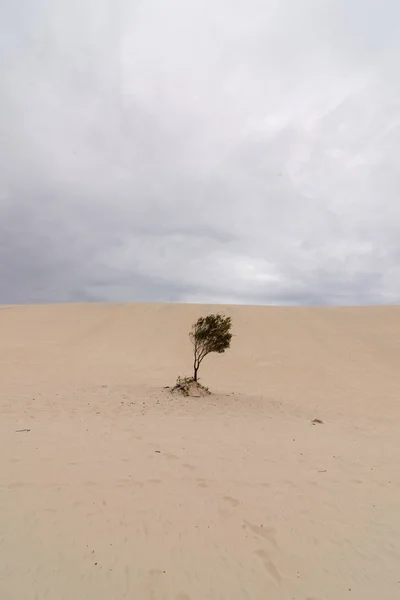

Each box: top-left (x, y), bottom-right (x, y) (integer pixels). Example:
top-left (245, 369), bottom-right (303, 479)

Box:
top-left (1, 303), bottom-right (400, 600)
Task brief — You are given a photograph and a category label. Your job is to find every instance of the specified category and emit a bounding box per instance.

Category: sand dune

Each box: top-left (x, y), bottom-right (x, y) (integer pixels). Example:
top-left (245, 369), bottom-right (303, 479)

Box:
top-left (1, 303), bottom-right (400, 599)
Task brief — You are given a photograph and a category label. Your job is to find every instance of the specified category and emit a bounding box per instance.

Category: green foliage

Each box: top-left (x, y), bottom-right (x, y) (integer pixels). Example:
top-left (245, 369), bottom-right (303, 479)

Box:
top-left (189, 313), bottom-right (232, 381)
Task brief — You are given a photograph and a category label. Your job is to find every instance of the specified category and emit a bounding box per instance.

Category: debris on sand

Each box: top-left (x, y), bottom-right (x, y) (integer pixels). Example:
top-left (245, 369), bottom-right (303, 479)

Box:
top-left (170, 376), bottom-right (211, 398)
top-left (312, 418), bottom-right (324, 425)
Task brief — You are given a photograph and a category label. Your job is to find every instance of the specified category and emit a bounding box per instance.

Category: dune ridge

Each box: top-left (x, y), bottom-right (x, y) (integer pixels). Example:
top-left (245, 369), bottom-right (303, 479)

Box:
top-left (1, 302), bottom-right (399, 599)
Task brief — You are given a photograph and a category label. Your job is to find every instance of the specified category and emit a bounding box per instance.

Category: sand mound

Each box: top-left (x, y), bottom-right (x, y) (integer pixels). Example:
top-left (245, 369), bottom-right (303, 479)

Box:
top-left (170, 376), bottom-right (211, 397)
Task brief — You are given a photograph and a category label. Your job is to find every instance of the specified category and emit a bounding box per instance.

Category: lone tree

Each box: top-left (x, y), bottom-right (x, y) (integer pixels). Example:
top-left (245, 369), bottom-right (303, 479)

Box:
top-left (189, 313), bottom-right (232, 382)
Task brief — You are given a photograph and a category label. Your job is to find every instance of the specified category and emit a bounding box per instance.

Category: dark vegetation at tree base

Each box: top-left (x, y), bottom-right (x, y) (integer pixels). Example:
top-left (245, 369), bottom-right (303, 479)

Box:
top-left (171, 376), bottom-right (211, 397)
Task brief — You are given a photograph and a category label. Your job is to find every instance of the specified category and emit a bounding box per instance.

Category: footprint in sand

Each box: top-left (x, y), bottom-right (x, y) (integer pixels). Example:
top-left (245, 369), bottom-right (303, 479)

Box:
top-left (254, 549), bottom-right (281, 584)
top-left (164, 452), bottom-right (179, 460)
top-left (183, 463), bottom-right (196, 471)
top-left (243, 520), bottom-right (278, 548)
top-left (223, 495), bottom-right (240, 508)
top-left (196, 478), bottom-right (209, 488)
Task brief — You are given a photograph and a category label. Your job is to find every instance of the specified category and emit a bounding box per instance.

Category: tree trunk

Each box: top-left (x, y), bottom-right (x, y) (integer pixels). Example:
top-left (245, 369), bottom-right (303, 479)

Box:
top-left (193, 364), bottom-right (198, 382)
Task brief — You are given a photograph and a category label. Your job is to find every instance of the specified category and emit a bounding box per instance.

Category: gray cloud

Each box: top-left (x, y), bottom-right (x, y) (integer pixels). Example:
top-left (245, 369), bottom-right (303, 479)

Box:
top-left (1, 0), bottom-right (400, 305)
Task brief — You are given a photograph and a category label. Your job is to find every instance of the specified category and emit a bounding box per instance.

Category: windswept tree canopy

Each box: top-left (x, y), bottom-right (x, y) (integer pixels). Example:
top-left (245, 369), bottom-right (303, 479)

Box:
top-left (189, 314), bottom-right (232, 381)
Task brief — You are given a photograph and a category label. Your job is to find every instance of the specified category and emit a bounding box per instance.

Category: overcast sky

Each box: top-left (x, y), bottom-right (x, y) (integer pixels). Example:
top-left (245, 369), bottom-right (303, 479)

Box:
top-left (1, 0), bottom-right (399, 305)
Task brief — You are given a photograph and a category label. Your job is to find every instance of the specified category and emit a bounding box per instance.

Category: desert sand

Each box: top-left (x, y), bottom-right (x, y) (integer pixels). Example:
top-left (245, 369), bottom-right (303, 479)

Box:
top-left (1, 302), bottom-right (400, 600)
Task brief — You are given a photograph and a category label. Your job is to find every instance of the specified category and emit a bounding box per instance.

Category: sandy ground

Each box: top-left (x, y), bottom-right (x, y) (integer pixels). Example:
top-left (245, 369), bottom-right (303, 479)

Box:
top-left (1, 302), bottom-right (400, 600)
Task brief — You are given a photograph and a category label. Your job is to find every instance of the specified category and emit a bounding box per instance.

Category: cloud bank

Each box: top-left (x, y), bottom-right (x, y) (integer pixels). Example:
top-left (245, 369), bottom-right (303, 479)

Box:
top-left (1, 0), bottom-right (399, 305)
